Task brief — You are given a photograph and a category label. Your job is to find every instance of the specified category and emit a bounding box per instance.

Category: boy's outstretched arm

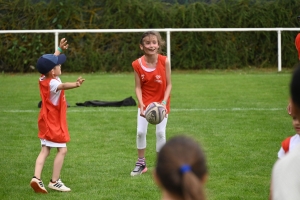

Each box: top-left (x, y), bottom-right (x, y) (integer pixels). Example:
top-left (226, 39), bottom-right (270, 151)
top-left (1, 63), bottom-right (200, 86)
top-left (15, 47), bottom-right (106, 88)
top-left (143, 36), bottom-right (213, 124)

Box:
top-left (57, 77), bottom-right (85, 91)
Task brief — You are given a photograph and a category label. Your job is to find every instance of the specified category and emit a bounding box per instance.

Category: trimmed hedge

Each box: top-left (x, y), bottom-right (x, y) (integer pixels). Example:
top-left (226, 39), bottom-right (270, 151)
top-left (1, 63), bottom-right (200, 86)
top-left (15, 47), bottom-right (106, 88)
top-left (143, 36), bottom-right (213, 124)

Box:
top-left (0, 0), bottom-right (299, 72)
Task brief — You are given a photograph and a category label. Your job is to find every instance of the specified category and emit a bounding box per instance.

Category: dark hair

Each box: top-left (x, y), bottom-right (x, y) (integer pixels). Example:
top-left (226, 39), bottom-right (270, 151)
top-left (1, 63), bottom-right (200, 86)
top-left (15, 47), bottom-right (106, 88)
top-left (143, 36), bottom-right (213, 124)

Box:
top-left (297, 15), bottom-right (300, 23)
top-left (156, 135), bottom-right (208, 200)
top-left (291, 64), bottom-right (300, 107)
top-left (139, 31), bottom-right (166, 54)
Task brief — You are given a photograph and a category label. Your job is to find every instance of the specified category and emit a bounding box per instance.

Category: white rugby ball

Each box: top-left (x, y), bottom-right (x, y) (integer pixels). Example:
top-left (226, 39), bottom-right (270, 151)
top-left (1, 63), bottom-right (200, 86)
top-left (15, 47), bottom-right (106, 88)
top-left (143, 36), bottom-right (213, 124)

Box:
top-left (145, 102), bottom-right (166, 125)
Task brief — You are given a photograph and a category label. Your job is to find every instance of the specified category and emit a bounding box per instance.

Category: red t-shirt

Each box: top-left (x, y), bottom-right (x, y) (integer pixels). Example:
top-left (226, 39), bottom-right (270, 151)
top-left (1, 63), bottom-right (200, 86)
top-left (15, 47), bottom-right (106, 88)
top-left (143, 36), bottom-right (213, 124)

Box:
top-left (132, 54), bottom-right (170, 113)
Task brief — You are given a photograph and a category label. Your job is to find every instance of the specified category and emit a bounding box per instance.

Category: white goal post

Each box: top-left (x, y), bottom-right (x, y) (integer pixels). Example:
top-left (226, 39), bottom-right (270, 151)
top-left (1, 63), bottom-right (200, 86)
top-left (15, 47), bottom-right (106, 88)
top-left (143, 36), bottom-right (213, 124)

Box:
top-left (1, 28), bottom-right (300, 72)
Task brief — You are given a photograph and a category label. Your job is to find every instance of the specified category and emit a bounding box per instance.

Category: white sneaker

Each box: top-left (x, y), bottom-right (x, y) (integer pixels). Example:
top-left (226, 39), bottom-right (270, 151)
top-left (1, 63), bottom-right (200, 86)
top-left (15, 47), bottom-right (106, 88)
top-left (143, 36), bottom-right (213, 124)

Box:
top-left (48, 179), bottom-right (71, 192)
top-left (30, 177), bottom-right (48, 193)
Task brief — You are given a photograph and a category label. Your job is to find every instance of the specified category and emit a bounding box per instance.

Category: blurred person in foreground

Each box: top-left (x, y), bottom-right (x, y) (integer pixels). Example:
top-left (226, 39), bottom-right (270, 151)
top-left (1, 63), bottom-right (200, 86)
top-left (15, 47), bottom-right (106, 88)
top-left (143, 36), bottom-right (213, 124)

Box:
top-left (154, 135), bottom-right (208, 200)
top-left (277, 115), bottom-right (300, 159)
top-left (270, 64), bottom-right (300, 200)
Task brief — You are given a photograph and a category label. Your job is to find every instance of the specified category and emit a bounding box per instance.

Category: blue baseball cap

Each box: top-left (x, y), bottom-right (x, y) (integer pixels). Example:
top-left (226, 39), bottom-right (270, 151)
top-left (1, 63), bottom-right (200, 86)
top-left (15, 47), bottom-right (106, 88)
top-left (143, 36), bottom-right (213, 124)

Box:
top-left (36, 54), bottom-right (67, 74)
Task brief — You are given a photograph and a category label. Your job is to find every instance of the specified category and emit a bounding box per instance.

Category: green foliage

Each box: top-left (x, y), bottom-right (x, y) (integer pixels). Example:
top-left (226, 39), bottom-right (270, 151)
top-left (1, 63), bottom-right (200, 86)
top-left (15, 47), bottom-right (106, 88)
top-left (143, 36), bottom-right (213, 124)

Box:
top-left (0, 0), bottom-right (299, 72)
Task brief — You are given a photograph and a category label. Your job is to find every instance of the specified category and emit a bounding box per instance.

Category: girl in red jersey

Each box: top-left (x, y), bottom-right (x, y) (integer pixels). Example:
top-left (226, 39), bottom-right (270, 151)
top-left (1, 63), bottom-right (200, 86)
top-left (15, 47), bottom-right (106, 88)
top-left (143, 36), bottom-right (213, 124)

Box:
top-left (30, 38), bottom-right (85, 193)
top-left (130, 31), bottom-right (172, 176)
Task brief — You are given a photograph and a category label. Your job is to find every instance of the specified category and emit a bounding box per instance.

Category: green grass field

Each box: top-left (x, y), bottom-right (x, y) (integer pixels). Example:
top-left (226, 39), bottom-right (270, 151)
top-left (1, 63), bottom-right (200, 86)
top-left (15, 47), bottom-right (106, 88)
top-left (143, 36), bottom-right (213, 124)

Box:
top-left (0, 69), bottom-right (294, 200)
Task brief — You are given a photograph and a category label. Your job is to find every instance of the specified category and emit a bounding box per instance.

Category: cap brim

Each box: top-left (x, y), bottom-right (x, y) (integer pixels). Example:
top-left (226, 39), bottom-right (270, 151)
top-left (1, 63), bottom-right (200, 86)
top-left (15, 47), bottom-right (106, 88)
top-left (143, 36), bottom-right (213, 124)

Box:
top-left (57, 54), bottom-right (67, 65)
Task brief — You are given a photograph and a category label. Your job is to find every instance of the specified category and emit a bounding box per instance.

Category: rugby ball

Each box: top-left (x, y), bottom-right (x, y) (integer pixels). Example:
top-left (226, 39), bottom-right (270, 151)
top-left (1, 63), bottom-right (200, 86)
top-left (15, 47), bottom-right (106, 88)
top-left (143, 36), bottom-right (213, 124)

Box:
top-left (145, 102), bottom-right (166, 125)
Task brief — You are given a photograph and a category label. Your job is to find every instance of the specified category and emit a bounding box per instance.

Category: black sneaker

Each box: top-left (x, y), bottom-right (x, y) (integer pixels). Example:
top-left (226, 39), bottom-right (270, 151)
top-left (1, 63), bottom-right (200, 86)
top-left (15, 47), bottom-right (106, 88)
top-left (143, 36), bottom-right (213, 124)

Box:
top-left (130, 161), bottom-right (148, 176)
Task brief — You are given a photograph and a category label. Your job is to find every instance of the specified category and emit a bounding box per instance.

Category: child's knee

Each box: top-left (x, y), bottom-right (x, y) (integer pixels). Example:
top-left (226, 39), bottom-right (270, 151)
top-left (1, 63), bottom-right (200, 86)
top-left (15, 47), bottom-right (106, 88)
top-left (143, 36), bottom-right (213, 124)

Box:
top-left (41, 146), bottom-right (51, 156)
top-left (137, 130), bottom-right (147, 138)
top-left (57, 147), bottom-right (67, 155)
top-left (137, 131), bottom-right (147, 149)
top-left (156, 131), bottom-right (165, 139)
top-left (156, 131), bottom-right (166, 152)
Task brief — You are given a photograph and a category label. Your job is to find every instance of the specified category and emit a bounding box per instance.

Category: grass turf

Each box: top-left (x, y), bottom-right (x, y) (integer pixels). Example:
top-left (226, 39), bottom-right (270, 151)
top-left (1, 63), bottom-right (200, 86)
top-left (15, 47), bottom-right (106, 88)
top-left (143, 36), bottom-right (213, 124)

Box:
top-left (0, 69), bottom-right (294, 199)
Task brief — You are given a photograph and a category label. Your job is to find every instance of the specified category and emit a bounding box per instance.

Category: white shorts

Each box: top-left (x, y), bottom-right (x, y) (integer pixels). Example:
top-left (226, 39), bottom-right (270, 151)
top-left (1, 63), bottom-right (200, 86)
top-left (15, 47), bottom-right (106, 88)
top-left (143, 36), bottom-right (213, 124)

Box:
top-left (40, 139), bottom-right (66, 148)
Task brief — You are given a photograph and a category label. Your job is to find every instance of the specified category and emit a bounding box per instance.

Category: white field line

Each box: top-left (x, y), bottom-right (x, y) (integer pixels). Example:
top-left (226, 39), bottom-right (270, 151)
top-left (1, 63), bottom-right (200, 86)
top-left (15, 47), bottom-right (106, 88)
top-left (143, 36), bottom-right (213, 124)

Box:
top-left (2, 107), bottom-right (284, 113)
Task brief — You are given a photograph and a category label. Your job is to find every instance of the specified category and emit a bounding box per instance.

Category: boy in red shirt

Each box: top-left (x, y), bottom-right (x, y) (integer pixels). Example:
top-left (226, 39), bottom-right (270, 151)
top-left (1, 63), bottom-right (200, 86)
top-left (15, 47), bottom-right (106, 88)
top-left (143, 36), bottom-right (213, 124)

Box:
top-left (30, 38), bottom-right (85, 193)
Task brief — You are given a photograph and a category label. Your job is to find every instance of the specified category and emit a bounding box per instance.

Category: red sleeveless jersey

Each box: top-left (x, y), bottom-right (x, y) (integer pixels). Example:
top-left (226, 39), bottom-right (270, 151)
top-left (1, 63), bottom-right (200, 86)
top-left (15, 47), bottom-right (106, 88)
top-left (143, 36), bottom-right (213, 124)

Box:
top-left (37, 77), bottom-right (70, 143)
top-left (132, 54), bottom-right (170, 113)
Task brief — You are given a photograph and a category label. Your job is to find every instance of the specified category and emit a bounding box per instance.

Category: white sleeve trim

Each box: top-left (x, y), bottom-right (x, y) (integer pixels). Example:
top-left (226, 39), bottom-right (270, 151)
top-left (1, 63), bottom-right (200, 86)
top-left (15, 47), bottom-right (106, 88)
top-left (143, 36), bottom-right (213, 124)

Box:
top-left (49, 78), bottom-right (62, 106)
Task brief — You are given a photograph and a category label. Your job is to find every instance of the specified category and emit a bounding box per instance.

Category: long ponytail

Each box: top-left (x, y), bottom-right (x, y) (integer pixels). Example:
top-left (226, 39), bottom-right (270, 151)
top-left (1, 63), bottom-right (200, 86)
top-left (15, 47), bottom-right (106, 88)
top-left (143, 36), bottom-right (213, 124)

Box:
top-left (182, 170), bottom-right (206, 200)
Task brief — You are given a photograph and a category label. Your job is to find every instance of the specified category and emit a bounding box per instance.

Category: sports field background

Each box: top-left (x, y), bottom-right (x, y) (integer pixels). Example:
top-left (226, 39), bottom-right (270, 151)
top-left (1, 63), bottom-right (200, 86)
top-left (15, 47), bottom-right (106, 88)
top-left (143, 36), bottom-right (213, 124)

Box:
top-left (0, 69), bottom-right (294, 199)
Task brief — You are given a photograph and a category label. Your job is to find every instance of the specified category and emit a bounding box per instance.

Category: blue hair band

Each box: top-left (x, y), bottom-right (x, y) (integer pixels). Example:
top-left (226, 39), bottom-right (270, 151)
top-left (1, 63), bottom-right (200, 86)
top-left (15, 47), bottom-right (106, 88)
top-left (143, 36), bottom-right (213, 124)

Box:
top-left (180, 165), bottom-right (191, 174)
